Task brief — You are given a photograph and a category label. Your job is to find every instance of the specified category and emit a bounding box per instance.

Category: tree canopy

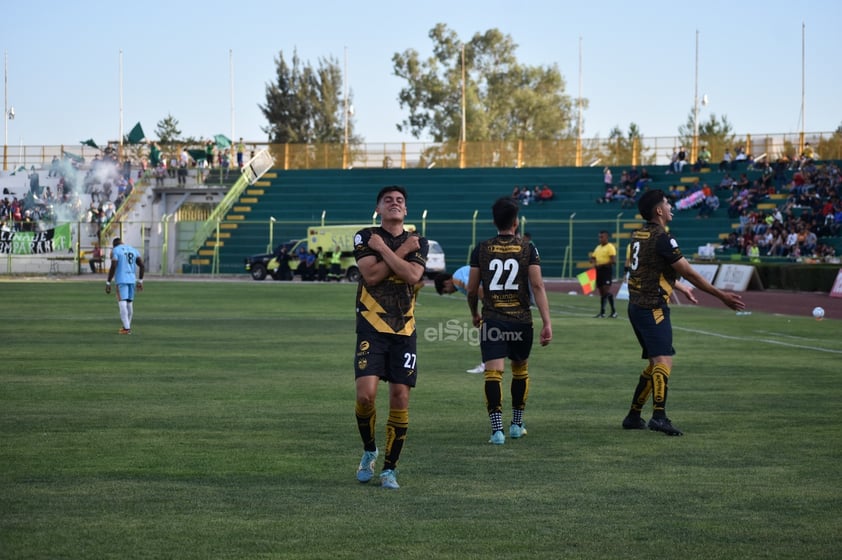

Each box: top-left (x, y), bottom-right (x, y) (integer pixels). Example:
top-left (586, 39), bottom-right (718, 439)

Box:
top-left (260, 50), bottom-right (356, 144)
top-left (392, 24), bottom-right (579, 143)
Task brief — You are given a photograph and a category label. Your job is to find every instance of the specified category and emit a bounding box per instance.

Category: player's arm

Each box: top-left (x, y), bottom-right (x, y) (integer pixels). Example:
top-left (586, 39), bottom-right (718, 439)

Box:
top-left (671, 258), bottom-right (744, 310)
top-left (105, 257), bottom-right (117, 294)
top-left (136, 255), bottom-right (145, 291)
top-left (674, 280), bottom-right (698, 304)
top-left (528, 264), bottom-right (552, 346)
top-left (466, 266), bottom-right (482, 328)
top-left (360, 234), bottom-right (423, 285)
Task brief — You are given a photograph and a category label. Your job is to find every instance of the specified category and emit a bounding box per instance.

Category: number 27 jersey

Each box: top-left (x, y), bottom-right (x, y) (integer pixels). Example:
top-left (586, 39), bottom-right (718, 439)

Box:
top-left (470, 235), bottom-right (539, 324)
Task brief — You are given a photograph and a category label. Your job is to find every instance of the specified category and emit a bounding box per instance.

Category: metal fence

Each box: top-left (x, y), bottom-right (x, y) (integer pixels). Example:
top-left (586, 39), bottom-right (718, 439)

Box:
top-left (4, 130), bottom-right (840, 173)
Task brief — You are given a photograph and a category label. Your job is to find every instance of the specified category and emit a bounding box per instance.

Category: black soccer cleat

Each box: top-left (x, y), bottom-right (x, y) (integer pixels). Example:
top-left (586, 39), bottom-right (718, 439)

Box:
top-left (622, 415), bottom-right (647, 430)
top-left (647, 417), bottom-right (683, 436)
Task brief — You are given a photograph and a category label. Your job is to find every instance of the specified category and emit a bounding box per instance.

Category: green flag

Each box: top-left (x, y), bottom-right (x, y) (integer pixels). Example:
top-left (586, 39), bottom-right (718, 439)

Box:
top-left (62, 151), bottom-right (84, 164)
top-left (187, 149), bottom-right (207, 162)
top-left (80, 139), bottom-right (99, 149)
top-left (126, 122), bottom-right (146, 144)
top-left (214, 134), bottom-right (232, 149)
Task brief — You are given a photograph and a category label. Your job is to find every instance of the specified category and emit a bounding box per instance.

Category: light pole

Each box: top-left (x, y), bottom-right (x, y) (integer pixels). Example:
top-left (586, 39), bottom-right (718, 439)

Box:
top-left (692, 30), bottom-right (700, 166)
top-left (3, 50), bottom-right (12, 172)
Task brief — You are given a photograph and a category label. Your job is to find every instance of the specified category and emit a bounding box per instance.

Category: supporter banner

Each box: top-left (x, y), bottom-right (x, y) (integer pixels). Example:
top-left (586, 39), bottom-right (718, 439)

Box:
top-left (0, 223), bottom-right (72, 255)
top-left (831, 269), bottom-right (842, 299)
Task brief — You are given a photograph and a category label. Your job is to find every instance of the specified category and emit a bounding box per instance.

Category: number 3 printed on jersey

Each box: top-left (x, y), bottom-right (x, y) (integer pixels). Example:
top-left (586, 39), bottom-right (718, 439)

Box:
top-left (629, 241), bottom-right (640, 271)
top-left (488, 258), bottom-right (519, 290)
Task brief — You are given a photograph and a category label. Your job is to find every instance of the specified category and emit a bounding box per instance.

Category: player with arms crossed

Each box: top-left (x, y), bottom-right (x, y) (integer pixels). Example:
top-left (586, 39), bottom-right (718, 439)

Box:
top-left (622, 189), bottom-right (744, 435)
top-left (467, 196), bottom-right (552, 445)
top-left (105, 237), bottom-right (145, 335)
top-left (353, 186), bottom-right (428, 489)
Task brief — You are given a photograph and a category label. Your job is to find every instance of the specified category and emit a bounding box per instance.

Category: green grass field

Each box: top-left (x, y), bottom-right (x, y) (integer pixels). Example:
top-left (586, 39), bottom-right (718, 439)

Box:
top-left (1, 280), bottom-right (840, 559)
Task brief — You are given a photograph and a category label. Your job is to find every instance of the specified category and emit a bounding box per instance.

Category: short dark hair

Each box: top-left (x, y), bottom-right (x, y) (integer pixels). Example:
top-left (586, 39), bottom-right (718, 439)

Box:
top-left (112, 237), bottom-right (122, 247)
top-left (638, 189), bottom-right (666, 221)
top-left (492, 196), bottom-right (520, 231)
top-left (433, 272), bottom-right (453, 295)
top-left (376, 185), bottom-right (407, 204)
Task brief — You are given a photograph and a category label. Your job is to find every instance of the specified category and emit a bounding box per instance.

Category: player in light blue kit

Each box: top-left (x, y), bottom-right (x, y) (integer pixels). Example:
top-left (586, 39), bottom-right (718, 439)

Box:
top-left (434, 265), bottom-right (486, 374)
top-left (105, 237), bottom-right (145, 334)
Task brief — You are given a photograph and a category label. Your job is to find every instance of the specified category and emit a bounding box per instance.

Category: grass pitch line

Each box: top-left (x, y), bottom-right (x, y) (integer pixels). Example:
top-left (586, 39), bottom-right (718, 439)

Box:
top-left (675, 325), bottom-right (842, 355)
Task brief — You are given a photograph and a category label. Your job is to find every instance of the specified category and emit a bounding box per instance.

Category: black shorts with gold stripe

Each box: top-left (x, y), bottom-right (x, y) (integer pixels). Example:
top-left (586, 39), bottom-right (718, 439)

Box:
top-left (354, 331), bottom-right (418, 387)
top-left (628, 302), bottom-right (675, 359)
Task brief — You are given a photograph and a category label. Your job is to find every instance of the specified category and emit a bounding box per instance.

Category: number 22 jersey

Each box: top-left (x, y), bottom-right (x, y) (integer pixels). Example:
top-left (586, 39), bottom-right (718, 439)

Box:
top-left (470, 235), bottom-right (539, 324)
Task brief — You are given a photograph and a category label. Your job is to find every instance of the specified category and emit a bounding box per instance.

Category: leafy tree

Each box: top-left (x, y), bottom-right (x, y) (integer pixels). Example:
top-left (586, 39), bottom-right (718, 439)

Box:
top-left (392, 24), bottom-right (578, 143)
top-left (815, 122), bottom-right (842, 161)
top-left (260, 50), bottom-right (356, 145)
top-left (601, 123), bottom-right (655, 166)
top-left (155, 114), bottom-right (182, 145)
top-left (678, 110), bottom-right (735, 162)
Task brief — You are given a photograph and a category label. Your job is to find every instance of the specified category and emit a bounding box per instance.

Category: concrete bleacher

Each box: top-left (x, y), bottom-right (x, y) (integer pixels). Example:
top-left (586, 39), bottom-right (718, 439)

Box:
top-left (189, 163), bottom-right (765, 277)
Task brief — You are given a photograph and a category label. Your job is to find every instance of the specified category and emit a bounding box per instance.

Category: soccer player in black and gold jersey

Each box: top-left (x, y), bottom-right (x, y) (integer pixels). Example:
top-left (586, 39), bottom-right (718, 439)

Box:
top-left (623, 189), bottom-right (744, 436)
top-left (352, 185), bottom-right (428, 489)
top-left (467, 197), bottom-right (552, 445)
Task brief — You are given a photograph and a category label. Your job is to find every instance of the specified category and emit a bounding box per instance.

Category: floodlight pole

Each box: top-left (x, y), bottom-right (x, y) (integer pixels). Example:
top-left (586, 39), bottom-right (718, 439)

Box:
top-left (3, 50), bottom-right (8, 171)
top-left (692, 30), bottom-right (700, 165)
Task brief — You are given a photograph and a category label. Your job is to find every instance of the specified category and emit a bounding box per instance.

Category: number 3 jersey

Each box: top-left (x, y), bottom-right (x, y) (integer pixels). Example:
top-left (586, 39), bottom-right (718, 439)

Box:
top-left (353, 227), bottom-right (429, 336)
top-left (470, 235), bottom-right (539, 324)
top-left (627, 222), bottom-right (683, 308)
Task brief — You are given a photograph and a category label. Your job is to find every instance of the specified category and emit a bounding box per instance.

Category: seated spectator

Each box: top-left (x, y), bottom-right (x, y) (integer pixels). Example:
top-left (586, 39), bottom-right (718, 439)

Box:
top-left (626, 166), bottom-right (640, 188)
top-left (89, 243), bottom-right (103, 273)
top-left (800, 226), bottom-right (818, 256)
top-left (669, 147), bottom-right (688, 174)
top-left (698, 193), bottom-right (720, 218)
top-left (537, 185), bottom-right (553, 202)
top-left (719, 149), bottom-right (733, 171)
top-left (619, 184), bottom-right (638, 209)
top-left (596, 184), bottom-right (618, 204)
top-left (718, 173), bottom-right (736, 191)
top-left (637, 168), bottom-right (652, 189)
top-left (693, 146), bottom-right (711, 171)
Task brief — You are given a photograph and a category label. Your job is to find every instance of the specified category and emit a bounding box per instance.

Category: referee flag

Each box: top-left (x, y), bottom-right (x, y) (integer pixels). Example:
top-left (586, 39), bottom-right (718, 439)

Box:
top-left (577, 268), bottom-right (597, 295)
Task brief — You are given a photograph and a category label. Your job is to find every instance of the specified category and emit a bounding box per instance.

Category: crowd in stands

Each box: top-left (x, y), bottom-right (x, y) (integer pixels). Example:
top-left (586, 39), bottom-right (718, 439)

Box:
top-left (1, 147), bottom-right (135, 235)
top-left (512, 184), bottom-right (554, 205)
top-left (2, 136), bottom-right (253, 235)
top-left (596, 150), bottom-right (841, 263)
top-left (596, 166), bottom-right (652, 208)
top-left (722, 160), bottom-right (841, 261)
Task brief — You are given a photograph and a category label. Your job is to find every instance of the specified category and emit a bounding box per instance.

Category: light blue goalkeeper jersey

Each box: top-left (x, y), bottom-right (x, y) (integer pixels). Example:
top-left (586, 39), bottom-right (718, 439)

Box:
top-left (112, 244), bottom-right (140, 284)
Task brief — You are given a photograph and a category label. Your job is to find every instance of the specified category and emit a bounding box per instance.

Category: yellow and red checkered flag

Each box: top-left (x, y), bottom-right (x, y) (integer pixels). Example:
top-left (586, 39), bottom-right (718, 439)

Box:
top-left (577, 268), bottom-right (597, 295)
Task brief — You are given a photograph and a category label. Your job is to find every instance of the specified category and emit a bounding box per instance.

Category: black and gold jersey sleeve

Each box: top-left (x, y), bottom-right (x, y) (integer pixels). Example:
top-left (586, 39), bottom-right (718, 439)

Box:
top-left (627, 223), bottom-right (683, 308)
top-left (354, 227), bottom-right (429, 336)
top-left (470, 235), bottom-right (538, 324)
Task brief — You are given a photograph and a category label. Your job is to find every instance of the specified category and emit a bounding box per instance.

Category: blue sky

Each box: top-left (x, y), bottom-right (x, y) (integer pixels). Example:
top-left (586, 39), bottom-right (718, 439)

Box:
top-left (2, 0), bottom-right (840, 147)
